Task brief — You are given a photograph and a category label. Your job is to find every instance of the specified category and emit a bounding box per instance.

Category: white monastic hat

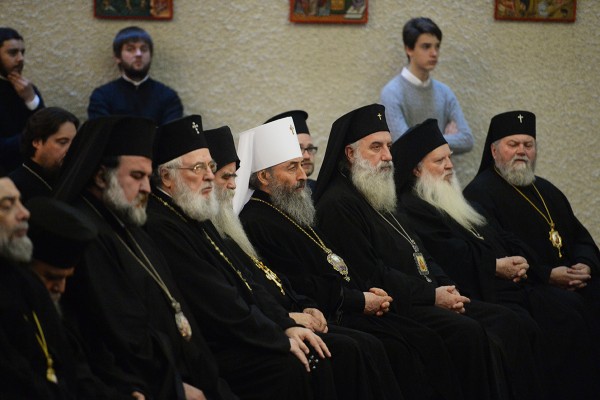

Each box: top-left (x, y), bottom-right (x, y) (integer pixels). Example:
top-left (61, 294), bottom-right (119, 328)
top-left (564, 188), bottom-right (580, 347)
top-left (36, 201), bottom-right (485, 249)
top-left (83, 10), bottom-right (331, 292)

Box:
top-left (233, 117), bottom-right (302, 214)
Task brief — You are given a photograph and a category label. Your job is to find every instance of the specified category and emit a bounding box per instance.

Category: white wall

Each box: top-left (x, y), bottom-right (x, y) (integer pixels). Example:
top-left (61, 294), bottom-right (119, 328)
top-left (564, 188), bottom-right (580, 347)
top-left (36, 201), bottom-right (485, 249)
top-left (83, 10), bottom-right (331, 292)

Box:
top-left (3, 0), bottom-right (598, 243)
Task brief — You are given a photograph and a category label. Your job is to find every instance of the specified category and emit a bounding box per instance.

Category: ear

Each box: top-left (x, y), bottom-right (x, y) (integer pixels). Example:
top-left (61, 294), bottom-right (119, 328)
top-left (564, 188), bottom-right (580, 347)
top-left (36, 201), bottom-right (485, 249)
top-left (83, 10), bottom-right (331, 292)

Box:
top-left (490, 143), bottom-right (498, 160)
top-left (257, 169), bottom-right (271, 187)
top-left (344, 145), bottom-right (355, 164)
top-left (159, 167), bottom-right (173, 190)
top-left (32, 138), bottom-right (43, 152)
top-left (93, 166), bottom-right (108, 190)
top-left (413, 166), bottom-right (421, 177)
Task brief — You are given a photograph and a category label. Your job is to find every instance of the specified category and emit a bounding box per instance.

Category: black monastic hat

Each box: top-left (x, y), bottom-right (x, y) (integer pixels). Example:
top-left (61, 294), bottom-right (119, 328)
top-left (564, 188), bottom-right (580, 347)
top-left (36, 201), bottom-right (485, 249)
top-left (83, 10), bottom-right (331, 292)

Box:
top-left (27, 197), bottom-right (98, 269)
top-left (265, 110), bottom-right (310, 134)
top-left (54, 116), bottom-right (156, 203)
top-left (391, 119), bottom-right (447, 192)
top-left (476, 110), bottom-right (536, 175)
top-left (204, 126), bottom-right (240, 170)
top-left (154, 115), bottom-right (207, 166)
top-left (313, 104), bottom-right (389, 202)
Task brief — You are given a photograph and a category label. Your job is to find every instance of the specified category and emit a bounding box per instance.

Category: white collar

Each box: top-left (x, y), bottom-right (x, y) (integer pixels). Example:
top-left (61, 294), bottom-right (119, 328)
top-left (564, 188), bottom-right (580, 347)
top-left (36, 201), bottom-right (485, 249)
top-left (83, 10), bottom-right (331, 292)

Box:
top-left (401, 67), bottom-right (431, 87)
top-left (122, 73), bottom-right (150, 87)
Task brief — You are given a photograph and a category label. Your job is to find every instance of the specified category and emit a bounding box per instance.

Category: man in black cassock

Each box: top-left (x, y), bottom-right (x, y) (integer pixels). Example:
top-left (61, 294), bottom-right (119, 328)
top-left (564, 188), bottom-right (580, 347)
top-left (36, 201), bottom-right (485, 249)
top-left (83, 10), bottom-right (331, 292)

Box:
top-left (145, 116), bottom-right (346, 400)
top-left (237, 116), bottom-right (467, 400)
top-left (0, 174), bottom-right (78, 399)
top-left (464, 111), bottom-right (600, 321)
top-left (393, 118), bottom-right (600, 400)
top-left (87, 26), bottom-right (182, 125)
top-left (0, 27), bottom-right (45, 172)
top-left (9, 107), bottom-right (79, 202)
top-left (313, 103), bottom-right (541, 400)
top-left (53, 116), bottom-right (237, 400)
top-left (204, 124), bottom-right (404, 400)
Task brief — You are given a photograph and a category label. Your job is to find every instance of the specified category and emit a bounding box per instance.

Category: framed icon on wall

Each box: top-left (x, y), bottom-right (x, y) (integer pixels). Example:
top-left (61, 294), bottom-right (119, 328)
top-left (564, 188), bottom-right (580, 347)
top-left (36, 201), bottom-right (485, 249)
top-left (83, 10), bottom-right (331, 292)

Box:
top-left (290, 0), bottom-right (368, 24)
top-left (94, 0), bottom-right (173, 20)
top-left (494, 0), bottom-right (576, 22)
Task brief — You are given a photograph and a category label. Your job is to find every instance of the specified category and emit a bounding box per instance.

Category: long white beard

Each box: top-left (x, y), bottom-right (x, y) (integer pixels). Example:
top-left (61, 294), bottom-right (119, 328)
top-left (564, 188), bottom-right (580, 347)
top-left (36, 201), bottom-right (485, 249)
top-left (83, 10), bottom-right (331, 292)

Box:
top-left (0, 224), bottom-right (33, 263)
top-left (267, 180), bottom-right (316, 227)
top-left (414, 170), bottom-right (486, 231)
top-left (350, 156), bottom-right (397, 213)
top-left (496, 155), bottom-right (536, 186)
top-left (212, 186), bottom-right (259, 259)
top-left (103, 171), bottom-right (148, 226)
top-left (171, 172), bottom-right (218, 222)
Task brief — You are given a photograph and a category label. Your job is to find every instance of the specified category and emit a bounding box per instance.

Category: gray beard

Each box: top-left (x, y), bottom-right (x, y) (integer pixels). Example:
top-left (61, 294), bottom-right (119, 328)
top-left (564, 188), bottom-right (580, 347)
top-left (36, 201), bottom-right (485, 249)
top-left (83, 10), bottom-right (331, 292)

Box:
top-left (212, 186), bottom-right (259, 259)
top-left (267, 180), bottom-right (316, 227)
top-left (414, 171), bottom-right (486, 230)
top-left (350, 156), bottom-right (397, 213)
top-left (0, 229), bottom-right (33, 263)
top-left (171, 172), bottom-right (218, 222)
top-left (496, 156), bottom-right (536, 186)
top-left (103, 171), bottom-right (148, 226)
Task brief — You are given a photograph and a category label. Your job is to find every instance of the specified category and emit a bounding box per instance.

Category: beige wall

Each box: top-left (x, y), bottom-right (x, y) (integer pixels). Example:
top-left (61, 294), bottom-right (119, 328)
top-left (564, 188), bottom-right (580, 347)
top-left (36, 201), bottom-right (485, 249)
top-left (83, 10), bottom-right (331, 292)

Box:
top-left (3, 0), bottom-right (599, 244)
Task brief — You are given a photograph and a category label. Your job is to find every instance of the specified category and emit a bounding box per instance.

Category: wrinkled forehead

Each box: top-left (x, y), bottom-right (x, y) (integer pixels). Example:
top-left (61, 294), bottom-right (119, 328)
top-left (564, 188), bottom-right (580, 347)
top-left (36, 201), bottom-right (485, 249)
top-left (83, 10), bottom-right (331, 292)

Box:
top-left (498, 134), bottom-right (535, 145)
top-left (357, 130), bottom-right (392, 146)
top-left (0, 177), bottom-right (19, 198)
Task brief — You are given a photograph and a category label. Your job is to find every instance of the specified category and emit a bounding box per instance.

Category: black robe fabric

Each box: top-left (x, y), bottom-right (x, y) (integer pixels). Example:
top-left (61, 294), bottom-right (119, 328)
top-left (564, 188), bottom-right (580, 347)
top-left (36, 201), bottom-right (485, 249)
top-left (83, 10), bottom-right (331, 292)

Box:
top-left (87, 77), bottom-right (183, 125)
top-left (0, 257), bottom-right (76, 399)
top-left (315, 173), bottom-right (535, 400)
top-left (0, 79), bottom-right (44, 172)
top-left (224, 235), bottom-right (404, 400)
top-left (61, 193), bottom-right (235, 400)
top-left (9, 158), bottom-right (54, 202)
top-left (464, 168), bottom-right (600, 316)
top-left (240, 189), bottom-right (465, 400)
top-left (400, 190), bottom-right (600, 399)
top-left (145, 190), bottom-right (339, 400)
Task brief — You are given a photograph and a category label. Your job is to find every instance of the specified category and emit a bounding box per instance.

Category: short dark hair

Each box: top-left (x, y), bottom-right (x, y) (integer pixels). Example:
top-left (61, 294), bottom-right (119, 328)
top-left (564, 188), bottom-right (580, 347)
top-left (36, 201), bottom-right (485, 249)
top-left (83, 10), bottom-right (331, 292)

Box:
top-left (112, 26), bottom-right (153, 58)
top-left (0, 27), bottom-right (23, 47)
top-left (21, 107), bottom-right (80, 158)
top-left (402, 17), bottom-right (442, 50)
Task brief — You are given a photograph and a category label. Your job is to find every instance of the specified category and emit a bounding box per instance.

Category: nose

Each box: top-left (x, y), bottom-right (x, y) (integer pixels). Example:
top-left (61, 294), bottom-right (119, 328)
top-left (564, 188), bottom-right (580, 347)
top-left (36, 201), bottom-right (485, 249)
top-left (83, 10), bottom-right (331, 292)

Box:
top-left (445, 157), bottom-right (454, 170)
top-left (227, 178), bottom-right (236, 190)
top-left (205, 169), bottom-right (215, 181)
top-left (297, 165), bottom-right (308, 181)
top-left (53, 279), bottom-right (67, 295)
top-left (16, 200), bottom-right (30, 222)
top-left (140, 176), bottom-right (151, 194)
top-left (302, 149), bottom-right (311, 161)
top-left (381, 145), bottom-right (392, 161)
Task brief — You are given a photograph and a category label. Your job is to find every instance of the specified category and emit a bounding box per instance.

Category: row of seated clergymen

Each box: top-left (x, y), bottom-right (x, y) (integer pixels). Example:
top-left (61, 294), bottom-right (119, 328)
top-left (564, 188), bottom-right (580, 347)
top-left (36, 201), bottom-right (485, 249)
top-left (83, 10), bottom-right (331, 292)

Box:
top-left (1, 103), bottom-right (599, 399)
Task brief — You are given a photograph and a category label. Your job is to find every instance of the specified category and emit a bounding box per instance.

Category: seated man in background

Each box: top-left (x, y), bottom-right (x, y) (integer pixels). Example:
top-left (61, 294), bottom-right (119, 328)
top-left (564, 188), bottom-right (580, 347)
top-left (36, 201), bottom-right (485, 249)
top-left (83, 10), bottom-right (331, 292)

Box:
top-left (464, 111), bottom-right (600, 320)
top-left (54, 116), bottom-right (236, 400)
top-left (87, 26), bottom-right (183, 125)
top-left (393, 118), bottom-right (600, 400)
top-left (0, 27), bottom-right (45, 172)
top-left (10, 107), bottom-right (79, 201)
top-left (205, 124), bottom-right (403, 400)
top-left (265, 110), bottom-right (319, 192)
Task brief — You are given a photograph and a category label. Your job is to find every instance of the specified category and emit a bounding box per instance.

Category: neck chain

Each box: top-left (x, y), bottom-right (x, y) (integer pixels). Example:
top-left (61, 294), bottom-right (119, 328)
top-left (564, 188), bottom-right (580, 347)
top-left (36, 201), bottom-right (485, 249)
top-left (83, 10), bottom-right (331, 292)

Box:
top-left (248, 254), bottom-right (285, 295)
top-left (152, 192), bottom-right (253, 293)
top-left (250, 197), bottom-right (350, 282)
top-left (22, 163), bottom-right (52, 190)
top-left (27, 311), bottom-right (58, 384)
top-left (83, 196), bottom-right (193, 341)
top-left (372, 208), bottom-right (432, 282)
top-left (494, 167), bottom-right (563, 258)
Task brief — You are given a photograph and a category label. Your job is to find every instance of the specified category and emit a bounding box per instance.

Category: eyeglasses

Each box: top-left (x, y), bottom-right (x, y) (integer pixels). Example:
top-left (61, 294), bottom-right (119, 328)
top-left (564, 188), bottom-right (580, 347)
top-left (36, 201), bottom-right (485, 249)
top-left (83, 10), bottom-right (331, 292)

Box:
top-left (169, 161), bottom-right (217, 174)
top-left (301, 146), bottom-right (318, 155)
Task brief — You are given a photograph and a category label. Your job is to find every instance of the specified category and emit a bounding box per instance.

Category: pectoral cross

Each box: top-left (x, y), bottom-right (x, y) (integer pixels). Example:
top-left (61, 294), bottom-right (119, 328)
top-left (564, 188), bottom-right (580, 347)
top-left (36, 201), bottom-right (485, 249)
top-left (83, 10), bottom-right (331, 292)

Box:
top-left (290, 125), bottom-right (295, 135)
top-left (192, 122), bottom-right (200, 134)
top-left (377, 113), bottom-right (382, 120)
top-left (517, 114), bottom-right (523, 123)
